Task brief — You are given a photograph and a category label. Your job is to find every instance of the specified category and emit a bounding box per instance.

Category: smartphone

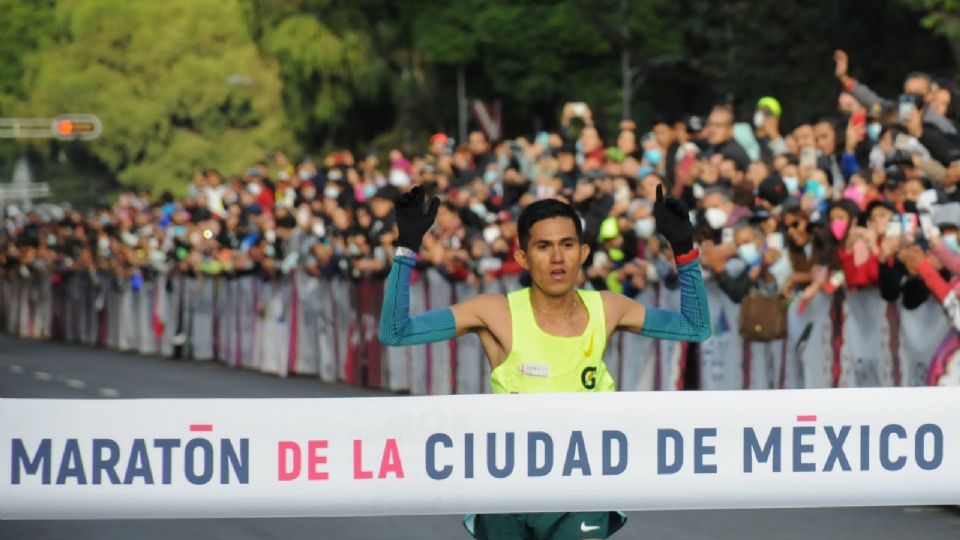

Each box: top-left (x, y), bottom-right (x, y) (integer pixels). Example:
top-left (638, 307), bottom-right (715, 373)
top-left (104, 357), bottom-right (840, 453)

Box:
top-left (902, 213), bottom-right (917, 241)
top-left (920, 213), bottom-right (939, 239)
top-left (894, 133), bottom-right (913, 150)
top-left (885, 221), bottom-right (902, 238)
top-left (766, 232), bottom-right (784, 251)
top-left (851, 110), bottom-right (866, 129)
top-left (800, 147), bottom-right (817, 168)
top-left (898, 94), bottom-right (919, 124)
top-left (917, 189), bottom-right (938, 212)
top-left (721, 227), bottom-right (735, 246)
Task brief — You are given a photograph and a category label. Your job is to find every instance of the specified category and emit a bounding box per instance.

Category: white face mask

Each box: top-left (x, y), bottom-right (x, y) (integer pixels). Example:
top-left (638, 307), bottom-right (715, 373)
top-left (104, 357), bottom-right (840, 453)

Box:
top-left (265, 229), bottom-right (276, 243)
top-left (247, 183), bottom-right (262, 196)
top-left (324, 186), bottom-right (340, 199)
top-left (704, 207), bottom-right (728, 230)
top-left (738, 243), bottom-right (761, 265)
top-left (633, 217), bottom-right (655, 238)
top-left (483, 226), bottom-right (501, 245)
top-left (753, 111), bottom-right (766, 129)
top-left (312, 222), bottom-right (325, 237)
top-left (782, 176), bottom-right (799, 194)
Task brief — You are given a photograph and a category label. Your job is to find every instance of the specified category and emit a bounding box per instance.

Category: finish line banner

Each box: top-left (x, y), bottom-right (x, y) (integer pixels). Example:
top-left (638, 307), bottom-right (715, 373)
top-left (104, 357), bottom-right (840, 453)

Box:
top-left (2, 388), bottom-right (960, 519)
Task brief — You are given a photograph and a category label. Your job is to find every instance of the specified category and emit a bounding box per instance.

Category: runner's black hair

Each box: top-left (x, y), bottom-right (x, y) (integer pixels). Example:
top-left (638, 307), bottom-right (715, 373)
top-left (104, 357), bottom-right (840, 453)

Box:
top-left (517, 198), bottom-right (583, 250)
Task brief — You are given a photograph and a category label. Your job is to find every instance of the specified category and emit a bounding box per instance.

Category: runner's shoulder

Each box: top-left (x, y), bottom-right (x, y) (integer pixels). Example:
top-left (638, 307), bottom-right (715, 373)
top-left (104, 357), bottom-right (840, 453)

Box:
top-left (451, 293), bottom-right (509, 332)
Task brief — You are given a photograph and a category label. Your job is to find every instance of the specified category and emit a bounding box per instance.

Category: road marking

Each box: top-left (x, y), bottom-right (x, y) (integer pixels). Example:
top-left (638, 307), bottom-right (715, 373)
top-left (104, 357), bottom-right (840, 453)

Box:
top-left (65, 378), bottom-right (87, 389)
top-left (9, 364), bottom-right (24, 374)
top-left (34, 371), bottom-right (52, 381)
top-left (98, 387), bottom-right (120, 398)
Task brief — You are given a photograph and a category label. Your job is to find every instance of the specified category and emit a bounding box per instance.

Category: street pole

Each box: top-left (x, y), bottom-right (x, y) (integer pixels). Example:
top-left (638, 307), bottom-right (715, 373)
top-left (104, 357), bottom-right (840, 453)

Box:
top-left (457, 65), bottom-right (467, 146)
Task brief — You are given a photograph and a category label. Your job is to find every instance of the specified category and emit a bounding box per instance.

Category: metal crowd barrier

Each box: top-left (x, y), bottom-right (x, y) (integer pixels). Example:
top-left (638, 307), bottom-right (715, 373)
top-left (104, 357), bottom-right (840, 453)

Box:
top-left (0, 269), bottom-right (955, 392)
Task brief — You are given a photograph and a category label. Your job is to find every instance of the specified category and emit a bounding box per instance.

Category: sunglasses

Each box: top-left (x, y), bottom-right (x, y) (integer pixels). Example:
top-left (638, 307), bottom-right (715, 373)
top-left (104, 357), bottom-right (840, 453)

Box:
top-left (784, 221), bottom-right (802, 230)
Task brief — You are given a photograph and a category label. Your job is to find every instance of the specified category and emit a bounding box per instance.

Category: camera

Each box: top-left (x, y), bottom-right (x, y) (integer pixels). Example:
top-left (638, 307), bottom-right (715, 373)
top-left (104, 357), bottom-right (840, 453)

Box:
top-left (884, 149), bottom-right (913, 168)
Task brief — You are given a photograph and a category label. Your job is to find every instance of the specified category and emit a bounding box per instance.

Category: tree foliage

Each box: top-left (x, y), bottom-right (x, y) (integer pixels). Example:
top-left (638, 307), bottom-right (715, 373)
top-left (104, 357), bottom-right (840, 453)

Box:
top-left (16, 0), bottom-right (292, 194)
top-left (1, 0), bottom-right (957, 198)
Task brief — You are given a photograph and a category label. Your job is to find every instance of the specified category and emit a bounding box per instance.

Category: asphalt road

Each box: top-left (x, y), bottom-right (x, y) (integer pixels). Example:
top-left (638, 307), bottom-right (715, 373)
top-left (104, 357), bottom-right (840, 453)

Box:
top-left (2, 335), bottom-right (959, 539)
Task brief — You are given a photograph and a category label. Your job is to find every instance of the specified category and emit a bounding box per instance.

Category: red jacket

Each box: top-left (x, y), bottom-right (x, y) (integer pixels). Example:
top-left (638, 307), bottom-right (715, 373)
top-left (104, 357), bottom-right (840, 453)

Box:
top-left (837, 247), bottom-right (879, 289)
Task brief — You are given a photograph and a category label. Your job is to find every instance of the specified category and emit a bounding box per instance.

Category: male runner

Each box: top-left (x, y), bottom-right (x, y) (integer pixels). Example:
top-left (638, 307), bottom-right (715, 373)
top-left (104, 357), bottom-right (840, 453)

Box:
top-left (379, 184), bottom-right (710, 539)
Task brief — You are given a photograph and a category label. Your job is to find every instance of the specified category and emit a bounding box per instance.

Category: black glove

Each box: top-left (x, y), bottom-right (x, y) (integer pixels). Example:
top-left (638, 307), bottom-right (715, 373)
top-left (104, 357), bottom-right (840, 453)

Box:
top-left (653, 184), bottom-right (694, 256)
top-left (395, 185), bottom-right (440, 252)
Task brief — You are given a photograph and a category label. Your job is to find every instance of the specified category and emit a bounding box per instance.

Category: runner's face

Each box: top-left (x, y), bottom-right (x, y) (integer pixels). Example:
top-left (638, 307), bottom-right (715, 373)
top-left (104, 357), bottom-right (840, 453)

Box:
top-left (517, 217), bottom-right (588, 294)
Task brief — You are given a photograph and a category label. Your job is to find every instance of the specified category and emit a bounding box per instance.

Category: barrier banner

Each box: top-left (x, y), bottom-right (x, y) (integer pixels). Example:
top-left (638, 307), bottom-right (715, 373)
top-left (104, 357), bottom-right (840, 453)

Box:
top-left (699, 281), bottom-right (743, 391)
top-left (656, 283), bottom-right (685, 390)
top-left (840, 291), bottom-right (895, 388)
top-left (899, 300), bottom-right (952, 387)
top-left (745, 340), bottom-right (785, 390)
top-left (786, 292), bottom-right (832, 389)
top-left (454, 281), bottom-right (483, 395)
top-left (3, 388), bottom-right (959, 519)
top-left (235, 276), bottom-right (257, 369)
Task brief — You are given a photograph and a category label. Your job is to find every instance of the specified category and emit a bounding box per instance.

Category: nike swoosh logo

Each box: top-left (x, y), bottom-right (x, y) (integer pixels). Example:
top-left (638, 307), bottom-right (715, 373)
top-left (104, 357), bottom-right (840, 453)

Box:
top-left (580, 522), bottom-right (601, 532)
top-left (583, 333), bottom-right (594, 356)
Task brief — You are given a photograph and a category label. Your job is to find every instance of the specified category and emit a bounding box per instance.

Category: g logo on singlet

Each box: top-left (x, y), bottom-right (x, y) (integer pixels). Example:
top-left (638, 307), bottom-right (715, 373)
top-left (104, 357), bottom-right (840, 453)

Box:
top-left (581, 366), bottom-right (597, 389)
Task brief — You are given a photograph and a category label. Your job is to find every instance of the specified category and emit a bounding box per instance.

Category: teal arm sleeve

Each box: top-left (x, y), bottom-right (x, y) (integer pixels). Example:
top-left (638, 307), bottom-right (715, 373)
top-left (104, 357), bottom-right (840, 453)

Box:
top-left (640, 257), bottom-right (711, 342)
top-left (379, 255), bottom-right (457, 346)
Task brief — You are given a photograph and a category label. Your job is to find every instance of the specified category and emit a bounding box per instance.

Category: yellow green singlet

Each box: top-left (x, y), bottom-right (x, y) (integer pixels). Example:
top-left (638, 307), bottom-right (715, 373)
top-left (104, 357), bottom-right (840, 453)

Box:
top-left (491, 288), bottom-right (616, 394)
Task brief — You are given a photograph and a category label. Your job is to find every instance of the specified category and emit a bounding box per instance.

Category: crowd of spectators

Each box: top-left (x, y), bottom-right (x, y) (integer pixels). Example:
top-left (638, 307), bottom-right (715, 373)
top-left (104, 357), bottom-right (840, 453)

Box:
top-left (7, 49), bottom-right (960, 336)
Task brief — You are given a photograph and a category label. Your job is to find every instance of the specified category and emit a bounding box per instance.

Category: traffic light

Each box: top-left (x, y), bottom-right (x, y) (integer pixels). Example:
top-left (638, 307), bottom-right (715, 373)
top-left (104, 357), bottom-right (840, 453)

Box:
top-left (51, 114), bottom-right (101, 141)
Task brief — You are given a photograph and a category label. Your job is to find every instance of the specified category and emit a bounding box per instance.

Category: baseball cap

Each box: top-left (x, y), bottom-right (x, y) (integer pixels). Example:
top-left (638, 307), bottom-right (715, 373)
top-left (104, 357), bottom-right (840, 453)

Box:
top-left (757, 96), bottom-right (782, 117)
top-left (371, 185), bottom-right (400, 203)
top-left (758, 174), bottom-right (788, 206)
top-left (598, 216), bottom-right (620, 242)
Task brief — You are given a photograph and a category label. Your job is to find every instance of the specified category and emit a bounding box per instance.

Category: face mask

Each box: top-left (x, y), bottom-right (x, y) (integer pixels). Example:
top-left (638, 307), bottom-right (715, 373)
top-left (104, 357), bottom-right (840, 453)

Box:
top-left (783, 176), bottom-right (799, 194)
top-left (738, 243), bottom-right (761, 266)
top-left (842, 186), bottom-right (863, 207)
top-left (704, 207), bottom-right (728, 229)
top-left (483, 226), bottom-right (501, 244)
top-left (753, 111), bottom-right (766, 129)
top-left (312, 222), bottom-right (325, 237)
top-left (483, 170), bottom-right (498, 183)
top-left (265, 229), bottom-right (276, 243)
top-left (804, 181), bottom-right (826, 200)
top-left (324, 186), bottom-right (340, 199)
top-left (634, 217), bottom-right (655, 238)
top-left (867, 122), bottom-right (882, 142)
top-left (363, 184), bottom-right (376, 199)
top-left (247, 183), bottom-right (262, 196)
top-left (302, 189), bottom-right (316, 200)
top-left (643, 149), bottom-right (662, 166)
top-left (944, 235), bottom-right (960, 253)
top-left (97, 236), bottom-right (110, 251)
top-left (830, 219), bottom-right (849, 241)
top-left (471, 203), bottom-right (487, 218)
top-left (174, 225), bottom-right (187, 239)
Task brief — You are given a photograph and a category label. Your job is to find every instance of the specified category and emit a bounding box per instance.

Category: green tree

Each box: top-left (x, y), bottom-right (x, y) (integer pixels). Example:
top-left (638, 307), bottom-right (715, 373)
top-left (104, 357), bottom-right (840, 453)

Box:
top-left (680, 0), bottom-right (952, 126)
top-left (262, 14), bottom-right (386, 148)
top-left (16, 0), bottom-right (292, 195)
top-left (0, 0), bottom-right (56, 173)
top-left (901, 0), bottom-right (960, 67)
